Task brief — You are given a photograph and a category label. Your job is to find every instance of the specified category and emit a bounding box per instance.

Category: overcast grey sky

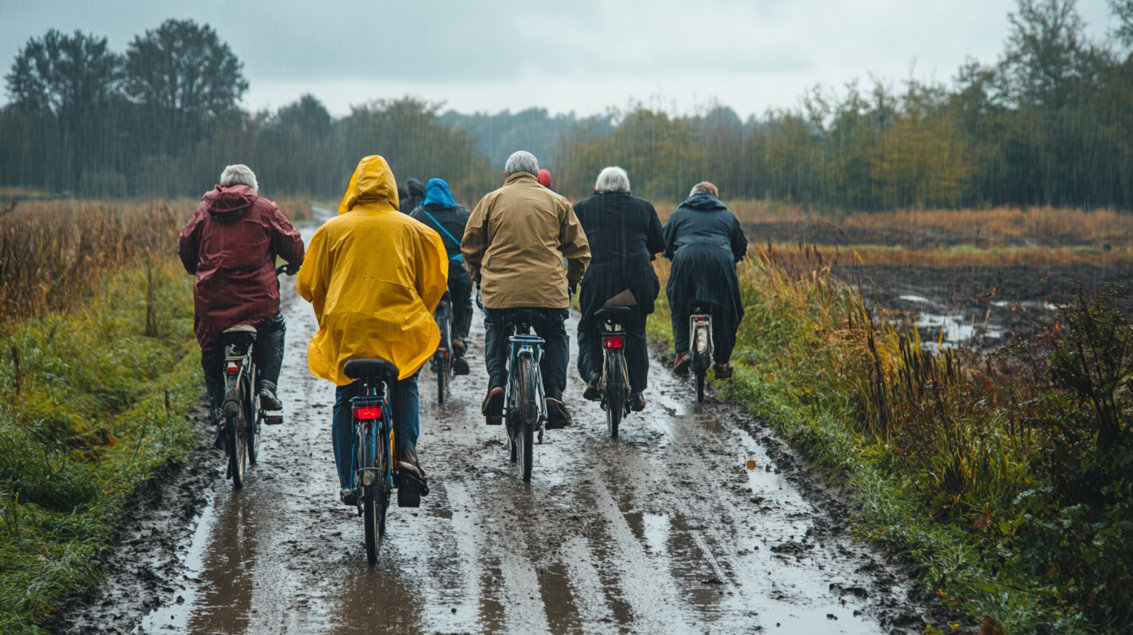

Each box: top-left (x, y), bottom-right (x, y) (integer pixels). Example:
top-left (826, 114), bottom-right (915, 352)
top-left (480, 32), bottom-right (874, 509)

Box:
top-left (0, 0), bottom-right (1119, 118)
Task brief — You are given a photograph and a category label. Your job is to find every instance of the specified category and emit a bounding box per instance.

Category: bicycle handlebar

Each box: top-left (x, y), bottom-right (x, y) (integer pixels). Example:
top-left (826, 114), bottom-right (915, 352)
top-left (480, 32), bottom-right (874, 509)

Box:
top-left (276, 264), bottom-right (297, 276)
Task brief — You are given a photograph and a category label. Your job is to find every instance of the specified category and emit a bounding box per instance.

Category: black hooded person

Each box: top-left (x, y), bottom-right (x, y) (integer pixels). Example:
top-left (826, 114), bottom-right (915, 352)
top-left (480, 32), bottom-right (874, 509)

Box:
top-left (572, 167), bottom-right (664, 411)
top-left (662, 181), bottom-right (748, 378)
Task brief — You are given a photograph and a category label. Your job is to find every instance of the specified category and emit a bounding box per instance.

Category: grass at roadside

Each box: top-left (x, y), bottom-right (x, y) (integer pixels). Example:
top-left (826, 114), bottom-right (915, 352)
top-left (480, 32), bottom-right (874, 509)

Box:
top-left (649, 244), bottom-right (1133, 634)
top-left (0, 260), bottom-right (201, 634)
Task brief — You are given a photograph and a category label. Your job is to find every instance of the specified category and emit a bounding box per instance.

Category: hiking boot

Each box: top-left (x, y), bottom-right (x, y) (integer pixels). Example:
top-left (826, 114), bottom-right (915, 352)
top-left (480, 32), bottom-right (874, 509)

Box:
top-left (583, 382), bottom-right (600, 401)
top-left (259, 386), bottom-right (283, 411)
top-left (545, 398), bottom-right (572, 429)
top-left (713, 363), bottom-right (733, 380)
top-left (630, 392), bottom-right (646, 412)
top-left (673, 352), bottom-right (691, 376)
top-left (396, 443), bottom-right (429, 501)
top-left (453, 356), bottom-right (471, 376)
top-left (340, 489), bottom-right (357, 506)
top-left (452, 338), bottom-right (466, 357)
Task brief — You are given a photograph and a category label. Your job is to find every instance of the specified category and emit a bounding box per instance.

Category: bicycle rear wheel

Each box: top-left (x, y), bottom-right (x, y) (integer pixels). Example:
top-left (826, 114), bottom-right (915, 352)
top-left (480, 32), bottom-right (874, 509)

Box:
top-left (227, 412), bottom-right (247, 488)
top-left (696, 369), bottom-right (706, 403)
top-left (605, 351), bottom-right (625, 439)
top-left (360, 422), bottom-right (380, 564)
top-left (436, 352), bottom-right (446, 405)
top-left (516, 356), bottom-right (536, 482)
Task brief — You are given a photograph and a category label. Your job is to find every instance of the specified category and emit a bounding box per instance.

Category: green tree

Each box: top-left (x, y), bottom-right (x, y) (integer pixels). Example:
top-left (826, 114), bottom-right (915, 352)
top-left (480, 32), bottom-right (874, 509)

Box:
top-left (123, 19), bottom-right (247, 153)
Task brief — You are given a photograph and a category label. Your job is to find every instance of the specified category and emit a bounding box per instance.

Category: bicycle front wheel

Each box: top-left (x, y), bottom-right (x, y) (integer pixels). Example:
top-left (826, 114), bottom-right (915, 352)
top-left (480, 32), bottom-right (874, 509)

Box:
top-left (515, 356), bottom-right (536, 482)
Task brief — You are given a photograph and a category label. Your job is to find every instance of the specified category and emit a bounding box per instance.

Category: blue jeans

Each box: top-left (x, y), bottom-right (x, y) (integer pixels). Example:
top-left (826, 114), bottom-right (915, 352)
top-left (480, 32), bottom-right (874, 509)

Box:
top-left (331, 372), bottom-right (420, 491)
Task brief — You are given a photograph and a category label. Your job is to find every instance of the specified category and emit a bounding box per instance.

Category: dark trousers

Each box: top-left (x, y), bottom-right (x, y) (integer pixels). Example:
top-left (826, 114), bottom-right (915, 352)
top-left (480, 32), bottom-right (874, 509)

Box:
top-left (331, 372), bottom-right (420, 491)
top-left (578, 308), bottom-right (649, 394)
top-left (671, 302), bottom-right (737, 365)
top-left (483, 306), bottom-right (568, 400)
top-left (201, 312), bottom-right (286, 410)
top-left (448, 269), bottom-right (474, 343)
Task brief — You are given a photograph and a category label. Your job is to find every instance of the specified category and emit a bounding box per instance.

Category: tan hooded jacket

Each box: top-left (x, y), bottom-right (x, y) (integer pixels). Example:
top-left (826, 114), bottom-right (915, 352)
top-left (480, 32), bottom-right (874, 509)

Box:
top-left (462, 172), bottom-right (590, 309)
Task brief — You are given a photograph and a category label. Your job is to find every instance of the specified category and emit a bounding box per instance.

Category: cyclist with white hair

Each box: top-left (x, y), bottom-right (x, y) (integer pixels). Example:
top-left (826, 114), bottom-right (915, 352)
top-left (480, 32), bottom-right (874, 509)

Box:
top-left (572, 166), bottom-right (664, 411)
top-left (462, 150), bottom-right (591, 428)
top-left (178, 164), bottom-right (305, 445)
top-left (662, 182), bottom-right (748, 379)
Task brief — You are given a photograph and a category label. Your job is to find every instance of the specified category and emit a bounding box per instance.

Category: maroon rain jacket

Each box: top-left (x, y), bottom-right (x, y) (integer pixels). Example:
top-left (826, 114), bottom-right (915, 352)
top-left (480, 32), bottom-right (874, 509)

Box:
top-left (178, 184), bottom-right (305, 351)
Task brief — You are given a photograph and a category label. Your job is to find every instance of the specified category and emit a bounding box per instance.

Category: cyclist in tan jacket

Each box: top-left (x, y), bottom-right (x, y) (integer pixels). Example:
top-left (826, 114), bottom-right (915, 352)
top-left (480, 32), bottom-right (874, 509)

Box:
top-left (462, 150), bottom-right (591, 428)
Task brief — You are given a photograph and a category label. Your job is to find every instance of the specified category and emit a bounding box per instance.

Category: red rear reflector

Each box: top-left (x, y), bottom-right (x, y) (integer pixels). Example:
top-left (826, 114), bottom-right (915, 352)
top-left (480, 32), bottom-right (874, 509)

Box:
top-left (603, 336), bottom-right (625, 349)
top-left (226, 362), bottom-right (239, 374)
top-left (354, 407), bottom-right (382, 420)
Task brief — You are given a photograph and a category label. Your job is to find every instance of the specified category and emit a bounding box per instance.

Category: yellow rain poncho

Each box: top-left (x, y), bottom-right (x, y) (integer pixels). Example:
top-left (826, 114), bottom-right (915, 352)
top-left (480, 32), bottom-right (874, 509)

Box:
top-left (297, 155), bottom-right (448, 385)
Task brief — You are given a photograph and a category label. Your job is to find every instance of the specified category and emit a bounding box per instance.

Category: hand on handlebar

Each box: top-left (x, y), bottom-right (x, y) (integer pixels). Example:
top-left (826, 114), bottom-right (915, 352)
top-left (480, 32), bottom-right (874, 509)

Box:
top-left (276, 263), bottom-right (301, 276)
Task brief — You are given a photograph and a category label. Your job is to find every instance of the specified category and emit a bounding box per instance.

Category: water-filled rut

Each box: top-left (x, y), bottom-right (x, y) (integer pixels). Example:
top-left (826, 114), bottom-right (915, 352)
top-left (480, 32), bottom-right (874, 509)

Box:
top-left (126, 208), bottom-right (932, 634)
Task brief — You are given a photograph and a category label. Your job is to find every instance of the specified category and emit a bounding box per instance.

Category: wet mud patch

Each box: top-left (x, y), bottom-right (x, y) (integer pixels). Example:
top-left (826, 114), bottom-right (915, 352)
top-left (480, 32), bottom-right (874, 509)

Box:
top-left (47, 402), bottom-right (221, 635)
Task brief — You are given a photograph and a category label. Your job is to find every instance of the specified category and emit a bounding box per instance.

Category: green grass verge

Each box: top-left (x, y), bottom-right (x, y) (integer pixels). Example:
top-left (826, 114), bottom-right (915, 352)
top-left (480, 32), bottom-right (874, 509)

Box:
top-left (0, 261), bottom-right (201, 634)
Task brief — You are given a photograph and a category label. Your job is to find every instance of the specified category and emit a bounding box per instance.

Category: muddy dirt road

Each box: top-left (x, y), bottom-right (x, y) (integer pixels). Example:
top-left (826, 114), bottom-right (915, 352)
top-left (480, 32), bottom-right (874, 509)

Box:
top-left (126, 209), bottom-right (931, 634)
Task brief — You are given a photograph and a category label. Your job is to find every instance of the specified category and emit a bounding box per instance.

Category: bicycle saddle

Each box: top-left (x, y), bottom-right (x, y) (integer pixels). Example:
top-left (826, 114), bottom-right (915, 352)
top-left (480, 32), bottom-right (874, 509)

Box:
top-left (222, 324), bottom-right (258, 334)
top-left (505, 309), bottom-right (545, 329)
top-left (344, 358), bottom-right (400, 381)
top-left (595, 306), bottom-right (632, 320)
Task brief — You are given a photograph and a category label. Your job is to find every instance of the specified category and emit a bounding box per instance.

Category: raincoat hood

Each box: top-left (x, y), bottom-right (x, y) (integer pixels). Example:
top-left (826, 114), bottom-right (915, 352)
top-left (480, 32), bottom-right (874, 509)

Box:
top-left (422, 178), bottom-right (456, 208)
top-left (204, 183), bottom-right (258, 216)
top-left (682, 193), bottom-right (728, 212)
top-left (338, 155), bottom-right (399, 214)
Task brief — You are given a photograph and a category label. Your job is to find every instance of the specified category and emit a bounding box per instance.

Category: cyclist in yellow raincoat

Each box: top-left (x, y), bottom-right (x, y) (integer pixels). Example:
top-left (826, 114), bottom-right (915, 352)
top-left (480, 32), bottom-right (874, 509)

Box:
top-left (297, 155), bottom-right (448, 505)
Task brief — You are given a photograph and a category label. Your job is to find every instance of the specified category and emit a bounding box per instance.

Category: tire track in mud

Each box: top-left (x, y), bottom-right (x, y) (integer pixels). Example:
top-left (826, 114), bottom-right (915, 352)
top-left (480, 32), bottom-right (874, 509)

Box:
top-left (121, 207), bottom-right (943, 634)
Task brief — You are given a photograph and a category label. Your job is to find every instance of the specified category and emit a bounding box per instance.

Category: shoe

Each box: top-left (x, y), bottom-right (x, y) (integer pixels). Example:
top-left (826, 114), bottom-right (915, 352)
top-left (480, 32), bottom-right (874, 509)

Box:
top-left (630, 392), bottom-right (646, 412)
top-left (583, 383), bottom-right (600, 401)
top-left (545, 398), bottom-right (572, 429)
top-left (673, 353), bottom-right (691, 376)
top-left (396, 443), bottom-right (424, 478)
top-left (452, 338), bottom-right (466, 357)
top-left (482, 383), bottom-right (505, 422)
top-left (713, 363), bottom-right (733, 380)
top-left (453, 356), bottom-right (471, 376)
top-left (259, 386), bottom-right (283, 411)
top-left (340, 489), bottom-right (357, 506)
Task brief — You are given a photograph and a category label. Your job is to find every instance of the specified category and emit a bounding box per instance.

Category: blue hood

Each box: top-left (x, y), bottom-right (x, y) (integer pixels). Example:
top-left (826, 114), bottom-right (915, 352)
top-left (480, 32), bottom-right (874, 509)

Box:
top-left (682, 193), bottom-right (728, 212)
top-left (422, 178), bottom-right (456, 208)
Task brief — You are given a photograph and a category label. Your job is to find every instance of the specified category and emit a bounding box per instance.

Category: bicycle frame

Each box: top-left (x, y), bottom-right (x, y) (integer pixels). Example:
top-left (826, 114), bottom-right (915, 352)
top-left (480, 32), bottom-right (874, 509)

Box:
top-left (350, 379), bottom-right (394, 496)
top-left (506, 332), bottom-right (547, 438)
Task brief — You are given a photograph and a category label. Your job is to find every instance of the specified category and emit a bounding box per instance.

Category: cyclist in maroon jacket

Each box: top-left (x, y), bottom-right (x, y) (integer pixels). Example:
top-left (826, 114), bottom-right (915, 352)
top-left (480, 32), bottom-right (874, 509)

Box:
top-left (178, 164), bottom-right (305, 440)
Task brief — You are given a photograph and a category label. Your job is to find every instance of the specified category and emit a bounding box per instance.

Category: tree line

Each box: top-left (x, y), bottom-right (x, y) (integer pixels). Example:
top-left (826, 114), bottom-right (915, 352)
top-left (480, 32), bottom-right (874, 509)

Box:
top-left (554, 0), bottom-right (1133, 210)
top-left (0, 19), bottom-right (495, 203)
top-left (4, 1), bottom-right (1133, 211)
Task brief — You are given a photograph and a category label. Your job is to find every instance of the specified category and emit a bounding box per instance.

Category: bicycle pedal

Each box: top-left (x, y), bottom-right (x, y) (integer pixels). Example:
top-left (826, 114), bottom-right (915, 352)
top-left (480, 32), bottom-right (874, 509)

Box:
top-left (397, 487), bottom-right (421, 508)
top-left (263, 413), bottom-right (284, 425)
top-left (485, 416), bottom-right (502, 425)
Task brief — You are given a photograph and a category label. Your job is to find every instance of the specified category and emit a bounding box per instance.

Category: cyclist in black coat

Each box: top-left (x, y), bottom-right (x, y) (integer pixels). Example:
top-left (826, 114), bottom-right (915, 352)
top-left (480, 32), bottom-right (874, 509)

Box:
top-left (662, 182), bottom-right (748, 379)
top-left (573, 167), bottom-right (664, 411)
top-left (410, 178), bottom-right (473, 375)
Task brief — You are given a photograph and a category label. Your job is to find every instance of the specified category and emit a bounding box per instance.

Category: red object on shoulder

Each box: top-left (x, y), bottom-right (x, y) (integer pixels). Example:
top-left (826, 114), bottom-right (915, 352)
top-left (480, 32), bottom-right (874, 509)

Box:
top-left (538, 169), bottom-right (552, 189)
top-left (177, 184), bottom-right (305, 351)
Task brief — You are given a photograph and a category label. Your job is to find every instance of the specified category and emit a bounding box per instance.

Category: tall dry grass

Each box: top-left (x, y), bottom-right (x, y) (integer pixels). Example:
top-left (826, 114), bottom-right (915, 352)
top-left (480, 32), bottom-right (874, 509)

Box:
top-left (0, 196), bottom-right (312, 325)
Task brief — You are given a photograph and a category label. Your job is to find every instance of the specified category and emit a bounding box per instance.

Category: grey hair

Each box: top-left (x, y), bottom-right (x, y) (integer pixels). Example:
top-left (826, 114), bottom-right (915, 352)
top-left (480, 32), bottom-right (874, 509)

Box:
top-left (595, 166), bottom-right (630, 193)
top-left (504, 151), bottom-right (539, 176)
top-left (688, 181), bottom-right (718, 198)
top-left (220, 164), bottom-right (259, 191)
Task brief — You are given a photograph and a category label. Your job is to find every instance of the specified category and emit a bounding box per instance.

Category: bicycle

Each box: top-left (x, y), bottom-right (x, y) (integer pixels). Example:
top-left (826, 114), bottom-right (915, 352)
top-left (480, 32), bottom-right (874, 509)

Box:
top-left (596, 306), bottom-right (632, 438)
top-left (218, 267), bottom-right (291, 488)
top-left (431, 299), bottom-right (454, 405)
top-left (688, 303), bottom-right (714, 404)
top-left (341, 357), bottom-right (427, 564)
top-left (488, 309), bottom-right (547, 482)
